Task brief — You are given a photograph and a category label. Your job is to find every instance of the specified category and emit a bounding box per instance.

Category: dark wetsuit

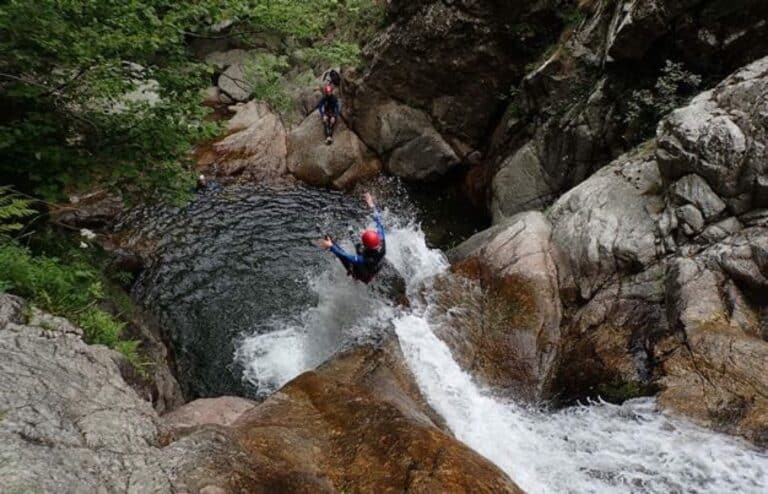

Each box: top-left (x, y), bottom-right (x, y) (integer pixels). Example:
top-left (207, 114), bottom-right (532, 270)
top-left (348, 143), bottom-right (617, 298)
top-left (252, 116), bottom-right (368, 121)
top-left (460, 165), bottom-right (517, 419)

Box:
top-left (317, 94), bottom-right (341, 138)
top-left (330, 209), bottom-right (386, 284)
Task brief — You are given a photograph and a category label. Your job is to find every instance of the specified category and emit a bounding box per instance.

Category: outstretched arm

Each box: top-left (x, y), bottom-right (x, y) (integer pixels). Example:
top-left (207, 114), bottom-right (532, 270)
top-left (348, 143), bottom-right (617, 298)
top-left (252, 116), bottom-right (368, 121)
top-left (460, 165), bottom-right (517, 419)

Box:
top-left (317, 237), bottom-right (365, 266)
top-left (365, 192), bottom-right (385, 245)
top-left (330, 244), bottom-right (365, 265)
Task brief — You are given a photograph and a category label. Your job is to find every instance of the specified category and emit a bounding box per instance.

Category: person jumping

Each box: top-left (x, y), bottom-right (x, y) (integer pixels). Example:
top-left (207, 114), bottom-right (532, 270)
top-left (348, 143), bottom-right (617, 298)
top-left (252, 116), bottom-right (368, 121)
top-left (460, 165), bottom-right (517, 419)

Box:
top-left (317, 192), bottom-right (386, 284)
top-left (316, 83), bottom-right (341, 145)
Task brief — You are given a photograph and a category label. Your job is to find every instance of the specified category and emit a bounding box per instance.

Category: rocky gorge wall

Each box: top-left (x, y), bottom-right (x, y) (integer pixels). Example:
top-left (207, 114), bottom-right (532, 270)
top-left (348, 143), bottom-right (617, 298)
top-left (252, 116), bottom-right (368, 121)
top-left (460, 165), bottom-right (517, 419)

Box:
top-left (448, 56), bottom-right (768, 445)
top-left (0, 294), bottom-right (522, 493)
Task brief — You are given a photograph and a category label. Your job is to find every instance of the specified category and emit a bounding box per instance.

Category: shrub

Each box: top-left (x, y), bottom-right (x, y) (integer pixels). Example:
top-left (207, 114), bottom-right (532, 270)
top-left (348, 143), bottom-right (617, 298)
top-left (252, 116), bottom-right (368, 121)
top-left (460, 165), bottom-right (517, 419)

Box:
top-left (296, 41), bottom-right (362, 71)
top-left (0, 242), bottom-right (141, 365)
top-left (243, 53), bottom-right (292, 113)
top-left (0, 187), bottom-right (37, 240)
top-left (624, 60), bottom-right (702, 140)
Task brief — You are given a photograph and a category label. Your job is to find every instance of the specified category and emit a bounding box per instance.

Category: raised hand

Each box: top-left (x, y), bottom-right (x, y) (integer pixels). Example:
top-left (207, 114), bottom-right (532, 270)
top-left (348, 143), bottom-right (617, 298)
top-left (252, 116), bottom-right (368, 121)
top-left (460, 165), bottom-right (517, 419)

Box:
top-left (364, 192), bottom-right (375, 209)
top-left (317, 237), bottom-right (333, 249)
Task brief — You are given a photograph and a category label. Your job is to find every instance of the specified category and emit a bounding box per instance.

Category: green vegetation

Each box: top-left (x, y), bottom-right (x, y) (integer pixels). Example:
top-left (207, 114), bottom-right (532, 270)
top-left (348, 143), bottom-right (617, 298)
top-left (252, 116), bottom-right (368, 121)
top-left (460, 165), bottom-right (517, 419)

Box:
top-left (244, 53), bottom-right (293, 113)
top-left (0, 0), bottom-right (386, 202)
top-left (0, 1), bottom-right (386, 374)
top-left (0, 187), bottom-right (37, 239)
top-left (624, 60), bottom-right (702, 141)
top-left (596, 381), bottom-right (649, 404)
top-left (296, 41), bottom-right (363, 71)
top-left (0, 240), bottom-right (144, 369)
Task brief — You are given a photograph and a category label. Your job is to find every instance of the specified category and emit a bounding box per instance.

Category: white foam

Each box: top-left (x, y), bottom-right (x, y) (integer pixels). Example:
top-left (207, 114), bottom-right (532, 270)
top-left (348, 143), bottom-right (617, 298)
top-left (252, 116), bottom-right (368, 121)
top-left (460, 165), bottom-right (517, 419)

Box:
top-left (237, 213), bottom-right (768, 492)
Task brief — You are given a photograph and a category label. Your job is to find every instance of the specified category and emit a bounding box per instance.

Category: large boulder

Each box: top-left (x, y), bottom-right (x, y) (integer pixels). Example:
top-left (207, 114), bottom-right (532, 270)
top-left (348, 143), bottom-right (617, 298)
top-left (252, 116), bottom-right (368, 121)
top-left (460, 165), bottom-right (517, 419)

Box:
top-left (197, 101), bottom-right (288, 181)
top-left (206, 49), bottom-right (257, 102)
top-left (656, 56), bottom-right (768, 205)
top-left (444, 212), bottom-right (566, 399)
top-left (231, 340), bottom-right (523, 493)
top-left (547, 146), bottom-right (664, 301)
top-left (343, 79), bottom-right (461, 181)
top-left (656, 229), bottom-right (768, 445)
top-left (0, 294), bottom-right (256, 492)
top-left (286, 115), bottom-right (382, 188)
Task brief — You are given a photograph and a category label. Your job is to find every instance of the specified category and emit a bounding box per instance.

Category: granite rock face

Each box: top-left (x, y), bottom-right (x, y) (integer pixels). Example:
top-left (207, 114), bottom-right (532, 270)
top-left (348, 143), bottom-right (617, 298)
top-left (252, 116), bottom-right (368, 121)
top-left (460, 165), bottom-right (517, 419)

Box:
top-left (445, 212), bottom-right (566, 399)
top-left (0, 295), bottom-right (522, 492)
top-left (486, 0), bottom-right (768, 219)
top-left (447, 57), bottom-right (768, 444)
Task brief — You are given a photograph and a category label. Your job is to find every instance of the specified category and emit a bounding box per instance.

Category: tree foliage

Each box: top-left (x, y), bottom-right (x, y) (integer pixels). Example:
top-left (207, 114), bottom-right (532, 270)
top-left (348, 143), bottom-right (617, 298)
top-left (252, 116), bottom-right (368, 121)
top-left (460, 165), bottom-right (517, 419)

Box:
top-left (0, 0), bottom-right (386, 201)
top-left (624, 60), bottom-right (702, 141)
top-left (0, 186), bottom-right (36, 238)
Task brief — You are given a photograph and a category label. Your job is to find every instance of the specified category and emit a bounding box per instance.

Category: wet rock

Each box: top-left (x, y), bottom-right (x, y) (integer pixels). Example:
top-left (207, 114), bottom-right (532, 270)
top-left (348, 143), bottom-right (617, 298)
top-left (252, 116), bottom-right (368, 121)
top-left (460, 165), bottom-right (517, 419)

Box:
top-left (555, 264), bottom-right (667, 404)
top-left (197, 101), bottom-right (288, 181)
top-left (53, 190), bottom-right (125, 231)
top-left (445, 212), bottom-right (566, 399)
top-left (287, 115), bottom-right (382, 187)
top-left (232, 341), bottom-right (523, 493)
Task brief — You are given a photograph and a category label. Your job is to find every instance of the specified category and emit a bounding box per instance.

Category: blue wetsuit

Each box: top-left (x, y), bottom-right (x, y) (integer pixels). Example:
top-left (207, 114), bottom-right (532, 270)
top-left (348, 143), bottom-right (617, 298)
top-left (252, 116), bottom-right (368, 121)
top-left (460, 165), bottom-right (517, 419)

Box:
top-left (330, 209), bottom-right (386, 283)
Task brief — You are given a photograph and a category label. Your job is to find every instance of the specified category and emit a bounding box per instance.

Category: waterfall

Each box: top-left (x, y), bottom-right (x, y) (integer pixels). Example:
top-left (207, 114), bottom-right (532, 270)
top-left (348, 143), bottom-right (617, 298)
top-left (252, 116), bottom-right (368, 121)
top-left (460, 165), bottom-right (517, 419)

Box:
top-left (237, 210), bottom-right (768, 493)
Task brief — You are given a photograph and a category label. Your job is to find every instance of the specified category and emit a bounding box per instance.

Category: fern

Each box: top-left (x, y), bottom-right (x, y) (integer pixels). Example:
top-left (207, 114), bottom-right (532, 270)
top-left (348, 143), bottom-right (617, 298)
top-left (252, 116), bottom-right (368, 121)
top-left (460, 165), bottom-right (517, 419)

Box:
top-left (0, 186), bottom-right (37, 239)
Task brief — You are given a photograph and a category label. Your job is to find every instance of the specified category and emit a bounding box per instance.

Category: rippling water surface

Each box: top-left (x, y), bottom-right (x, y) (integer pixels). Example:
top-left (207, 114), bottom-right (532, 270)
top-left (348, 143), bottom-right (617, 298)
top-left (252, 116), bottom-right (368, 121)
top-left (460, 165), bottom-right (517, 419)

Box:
top-left (125, 183), bottom-right (768, 493)
top-left (125, 185), bottom-right (369, 397)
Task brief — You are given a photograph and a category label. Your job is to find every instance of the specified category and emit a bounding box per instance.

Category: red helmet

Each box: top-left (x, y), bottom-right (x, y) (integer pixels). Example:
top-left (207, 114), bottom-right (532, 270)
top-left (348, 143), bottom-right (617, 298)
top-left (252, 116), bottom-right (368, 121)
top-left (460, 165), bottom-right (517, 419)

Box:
top-left (361, 230), bottom-right (380, 249)
top-left (324, 84), bottom-right (334, 95)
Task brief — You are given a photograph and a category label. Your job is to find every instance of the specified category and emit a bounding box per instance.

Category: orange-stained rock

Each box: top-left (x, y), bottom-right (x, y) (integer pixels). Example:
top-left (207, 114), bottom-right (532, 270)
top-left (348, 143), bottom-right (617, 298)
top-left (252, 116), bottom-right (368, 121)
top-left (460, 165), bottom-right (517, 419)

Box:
top-left (161, 396), bottom-right (257, 440)
top-left (197, 101), bottom-right (289, 182)
top-left (444, 211), bottom-right (565, 400)
top-left (231, 340), bottom-right (524, 494)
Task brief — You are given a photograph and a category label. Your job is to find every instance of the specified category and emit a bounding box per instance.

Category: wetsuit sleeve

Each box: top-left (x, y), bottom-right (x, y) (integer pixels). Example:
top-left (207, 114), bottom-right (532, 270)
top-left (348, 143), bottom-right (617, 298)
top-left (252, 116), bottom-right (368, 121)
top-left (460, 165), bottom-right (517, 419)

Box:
top-left (330, 244), bottom-right (365, 265)
top-left (334, 98), bottom-right (341, 116)
top-left (373, 208), bottom-right (386, 254)
top-left (317, 96), bottom-right (325, 116)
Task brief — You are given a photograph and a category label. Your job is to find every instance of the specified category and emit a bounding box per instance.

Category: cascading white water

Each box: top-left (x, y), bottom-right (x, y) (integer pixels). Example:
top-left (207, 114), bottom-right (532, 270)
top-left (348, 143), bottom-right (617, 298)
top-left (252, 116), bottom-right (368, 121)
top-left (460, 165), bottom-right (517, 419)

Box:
top-left (237, 213), bottom-right (768, 493)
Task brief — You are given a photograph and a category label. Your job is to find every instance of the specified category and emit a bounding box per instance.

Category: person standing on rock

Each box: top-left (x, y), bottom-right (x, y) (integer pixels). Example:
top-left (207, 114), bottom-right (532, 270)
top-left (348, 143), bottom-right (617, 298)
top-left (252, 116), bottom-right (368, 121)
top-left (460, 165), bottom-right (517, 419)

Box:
top-left (316, 83), bottom-right (341, 145)
top-left (317, 192), bottom-right (386, 284)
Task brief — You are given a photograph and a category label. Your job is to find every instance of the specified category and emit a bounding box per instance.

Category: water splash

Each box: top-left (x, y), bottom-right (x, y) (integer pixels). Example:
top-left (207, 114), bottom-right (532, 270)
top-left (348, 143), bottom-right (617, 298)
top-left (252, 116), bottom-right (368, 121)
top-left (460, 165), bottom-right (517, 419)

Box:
top-left (234, 201), bottom-right (768, 492)
top-left (387, 221), bottom-right (768, 494)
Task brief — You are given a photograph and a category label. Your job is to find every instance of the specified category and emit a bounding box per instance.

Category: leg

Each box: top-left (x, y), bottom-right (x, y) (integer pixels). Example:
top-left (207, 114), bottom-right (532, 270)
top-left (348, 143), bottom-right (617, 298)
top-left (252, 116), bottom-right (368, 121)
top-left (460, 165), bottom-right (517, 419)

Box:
top-left (322, 115), bottom-right (332, 138)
